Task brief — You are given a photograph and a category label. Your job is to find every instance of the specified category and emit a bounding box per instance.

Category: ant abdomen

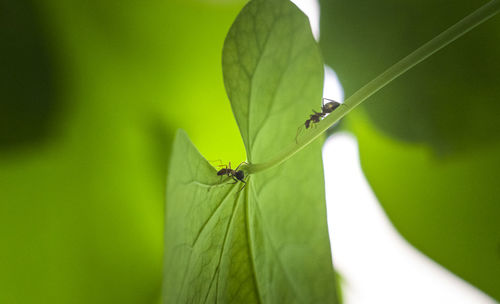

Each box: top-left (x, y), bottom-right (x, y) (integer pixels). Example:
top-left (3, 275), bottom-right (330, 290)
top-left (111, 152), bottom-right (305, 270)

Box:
top-left (322, 99), bottom-right (341, 114)
top-left (235, 170), bottom-right (244, 181)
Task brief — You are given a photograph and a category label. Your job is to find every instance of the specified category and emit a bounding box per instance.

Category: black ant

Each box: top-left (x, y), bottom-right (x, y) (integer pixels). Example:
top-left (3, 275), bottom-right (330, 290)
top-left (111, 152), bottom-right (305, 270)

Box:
top-left (321, 98), bottom-right (341, 114)
top-left (216, 161), bottom-right (248, 191)
top-left (296, 98), bottom-right (341, 142)
top-left (304, 110), bottom-right (324, 129)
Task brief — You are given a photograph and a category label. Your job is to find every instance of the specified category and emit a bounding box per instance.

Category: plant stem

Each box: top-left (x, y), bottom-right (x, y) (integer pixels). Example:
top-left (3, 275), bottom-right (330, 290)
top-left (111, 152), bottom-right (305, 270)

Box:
top-left (246, 0), bottom-right (500, 175)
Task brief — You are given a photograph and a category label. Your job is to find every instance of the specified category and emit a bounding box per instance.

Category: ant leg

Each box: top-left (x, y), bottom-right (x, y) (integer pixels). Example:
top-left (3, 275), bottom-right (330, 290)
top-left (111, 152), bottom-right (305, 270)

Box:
top-left (235, 161), bottom-right (249, 171)
top-left (295, 125), bottom-right (304, 144)
top-left (215, 161), bottom-right (228, 170)
top-left (230, 176), bottom-right (238, 184)
top-left (210, 159), bottom-right (225, 168)
top-left (237, 180), bottom-right (247, 192)
top-left (320, 95), bottom-right (330, 108)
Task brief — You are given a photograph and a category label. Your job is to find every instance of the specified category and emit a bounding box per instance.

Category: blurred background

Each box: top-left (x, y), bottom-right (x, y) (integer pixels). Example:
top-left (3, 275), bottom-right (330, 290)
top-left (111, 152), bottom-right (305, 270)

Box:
top-left (0, 0), bottom-right (498, 303)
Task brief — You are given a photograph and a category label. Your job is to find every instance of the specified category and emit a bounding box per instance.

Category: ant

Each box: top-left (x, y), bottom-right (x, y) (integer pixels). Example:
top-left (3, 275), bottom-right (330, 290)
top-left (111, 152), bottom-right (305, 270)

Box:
top-left (321, 98), bottom-right (341, 114)
top-left (296, 98), bottom-right (341, 142)
top-left (216, 161), bottom-right (248, 191)
top-left (305, 98), bottom-right (341, 129)
top-left (304, 110), bottom-right (324, 129)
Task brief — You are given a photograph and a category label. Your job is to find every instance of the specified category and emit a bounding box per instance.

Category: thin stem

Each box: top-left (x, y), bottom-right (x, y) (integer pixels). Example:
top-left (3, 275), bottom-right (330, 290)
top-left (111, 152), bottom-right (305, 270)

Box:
top-left (246, 0), bottom-right (500, 175)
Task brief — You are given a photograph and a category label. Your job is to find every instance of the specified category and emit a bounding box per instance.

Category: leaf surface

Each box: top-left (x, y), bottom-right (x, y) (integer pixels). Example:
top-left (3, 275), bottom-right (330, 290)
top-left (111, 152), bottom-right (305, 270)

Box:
top-left (163, 0), bottom-right (339, 302)
top-left (223, 0), bottom-right (325, 163)
top-left (164, 131), bottom-right (337, 303)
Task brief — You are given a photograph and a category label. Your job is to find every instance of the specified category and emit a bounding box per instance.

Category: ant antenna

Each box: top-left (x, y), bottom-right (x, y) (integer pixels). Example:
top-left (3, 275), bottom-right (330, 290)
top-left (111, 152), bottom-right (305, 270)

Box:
top-left (323, 98), bottom-right (337, 102)
top-left (209, 159), bottom-right (224, 167)
top-left (235, 161), bottom-right (248, 171)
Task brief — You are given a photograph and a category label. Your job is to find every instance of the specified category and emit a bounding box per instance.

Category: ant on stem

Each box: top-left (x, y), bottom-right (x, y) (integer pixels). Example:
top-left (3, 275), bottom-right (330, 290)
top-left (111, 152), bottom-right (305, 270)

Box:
top-left (216, 161), bottom-right (248, 191)
top-left (321, 98), bottom-right (341, 114)
top-left (295, 98), bottom-right (341, 143)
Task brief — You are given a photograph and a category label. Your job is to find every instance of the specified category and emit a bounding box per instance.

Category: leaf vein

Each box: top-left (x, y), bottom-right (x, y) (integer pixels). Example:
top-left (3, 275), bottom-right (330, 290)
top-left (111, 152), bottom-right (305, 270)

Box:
top-left (191, 186), bottom-right (236, 247)
top-left (244, 185), bottom-right (263, 304)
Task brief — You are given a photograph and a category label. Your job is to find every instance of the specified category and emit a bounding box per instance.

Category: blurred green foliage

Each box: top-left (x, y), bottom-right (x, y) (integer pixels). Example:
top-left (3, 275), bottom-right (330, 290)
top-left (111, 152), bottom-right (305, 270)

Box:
top-left (320, 0), bottom-right (500, 299)
top-left (320, 0), bottom-right (500, 154)
top-left (349, 113), bottom-right (500, 299)
top-left (0, 0), bottom-right (57, 148)
top-left (0, 0), bottom-right (245, 303)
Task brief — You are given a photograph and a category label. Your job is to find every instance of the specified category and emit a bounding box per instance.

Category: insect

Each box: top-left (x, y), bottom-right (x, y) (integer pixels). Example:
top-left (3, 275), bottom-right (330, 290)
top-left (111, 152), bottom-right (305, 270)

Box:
top-left (216, 161), bottom-right (248, 191)
top-left (296, 98), bottom-right (342, 142)
top-left (321, 98), bottom-right (341, 114)
top-left (304, 110), bottom-right (324, 129)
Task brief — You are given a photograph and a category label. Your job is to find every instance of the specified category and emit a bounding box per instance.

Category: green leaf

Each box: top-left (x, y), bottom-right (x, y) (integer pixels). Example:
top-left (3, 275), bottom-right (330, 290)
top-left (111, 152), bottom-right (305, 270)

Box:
top-left (348, 112), bottom-right (500, 300)
top-left (222, 0), bottom-right (325, 163)
top-left (163, 0), bottom-right (339, 302)
top-left (164, 130), bottom-right (337, 303)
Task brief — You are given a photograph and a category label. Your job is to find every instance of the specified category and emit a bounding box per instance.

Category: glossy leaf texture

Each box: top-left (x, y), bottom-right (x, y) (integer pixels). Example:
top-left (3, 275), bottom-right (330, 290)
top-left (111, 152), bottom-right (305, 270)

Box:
top-left (163, 0), bottom-right (339, 302)
top-left (319, 0), bottom-right (500, 300)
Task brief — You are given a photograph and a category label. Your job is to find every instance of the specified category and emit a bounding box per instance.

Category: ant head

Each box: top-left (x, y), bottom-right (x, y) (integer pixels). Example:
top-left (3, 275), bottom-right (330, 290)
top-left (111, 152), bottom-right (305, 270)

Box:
top-left (217, 169), bottom-right (228, 176)
top-left (235, 170), bottom-right (245, 181)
